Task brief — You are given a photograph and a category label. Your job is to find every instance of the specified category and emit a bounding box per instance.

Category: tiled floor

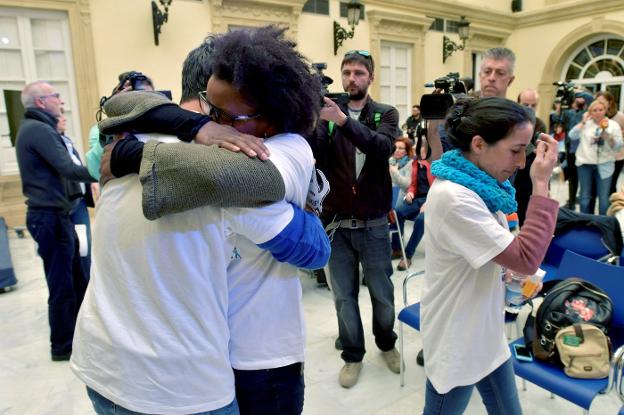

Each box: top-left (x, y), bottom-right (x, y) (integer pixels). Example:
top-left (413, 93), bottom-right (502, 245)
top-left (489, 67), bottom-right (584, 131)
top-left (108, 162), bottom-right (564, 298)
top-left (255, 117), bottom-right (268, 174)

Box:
top-left (1, 175), bottom-right (622, 414)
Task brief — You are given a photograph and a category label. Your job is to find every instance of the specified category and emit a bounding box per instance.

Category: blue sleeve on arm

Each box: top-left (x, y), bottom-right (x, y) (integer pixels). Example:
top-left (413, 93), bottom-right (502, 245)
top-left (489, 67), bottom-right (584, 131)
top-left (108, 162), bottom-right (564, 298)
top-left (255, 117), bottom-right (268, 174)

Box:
top-left (257, 204), bottom-right (331, 269)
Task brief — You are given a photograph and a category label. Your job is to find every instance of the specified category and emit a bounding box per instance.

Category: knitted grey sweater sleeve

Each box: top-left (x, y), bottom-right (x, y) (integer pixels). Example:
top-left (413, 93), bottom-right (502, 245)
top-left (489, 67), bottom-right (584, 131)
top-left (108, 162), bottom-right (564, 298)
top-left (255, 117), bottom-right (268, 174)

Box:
top-left (140, 141), bottom-right (286, 220)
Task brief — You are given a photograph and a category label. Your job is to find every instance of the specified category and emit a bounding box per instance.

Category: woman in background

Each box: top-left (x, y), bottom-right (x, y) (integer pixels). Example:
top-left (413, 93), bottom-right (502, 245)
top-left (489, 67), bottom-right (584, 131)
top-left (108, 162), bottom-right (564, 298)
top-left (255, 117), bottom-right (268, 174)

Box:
top-left (569, 99), bottom-right (623, 214)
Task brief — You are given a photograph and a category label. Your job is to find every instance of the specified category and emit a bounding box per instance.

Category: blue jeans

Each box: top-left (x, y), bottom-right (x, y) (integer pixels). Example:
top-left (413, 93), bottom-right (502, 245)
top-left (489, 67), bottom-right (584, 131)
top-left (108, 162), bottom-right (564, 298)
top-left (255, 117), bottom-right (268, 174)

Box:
top-left (87, 387), bottom-right (239, 415)
top-left (26, 210), bottom-right (87, 356)
top-left (233, 362), bottom-right (304, 415)
top-left (577, 164), bottom-right (611, 215)
top-left (392, 197), bottom-right (426, 259)
top-left (423, 358), bottom-right (522, 415)
top-left (329, 224), bottom-right (397, 362)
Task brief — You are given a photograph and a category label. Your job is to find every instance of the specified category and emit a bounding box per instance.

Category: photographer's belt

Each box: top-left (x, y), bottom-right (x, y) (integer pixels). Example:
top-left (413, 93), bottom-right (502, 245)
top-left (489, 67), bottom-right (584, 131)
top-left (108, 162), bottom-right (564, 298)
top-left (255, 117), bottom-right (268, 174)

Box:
top-left (327, 216), bottom-right (388, 231)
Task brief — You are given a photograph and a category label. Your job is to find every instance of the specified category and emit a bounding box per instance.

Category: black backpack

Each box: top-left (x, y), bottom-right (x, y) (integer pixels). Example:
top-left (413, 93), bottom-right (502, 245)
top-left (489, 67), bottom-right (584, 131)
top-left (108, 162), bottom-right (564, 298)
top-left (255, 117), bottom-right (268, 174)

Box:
top-left (524, 278), bottom-right (612, 364)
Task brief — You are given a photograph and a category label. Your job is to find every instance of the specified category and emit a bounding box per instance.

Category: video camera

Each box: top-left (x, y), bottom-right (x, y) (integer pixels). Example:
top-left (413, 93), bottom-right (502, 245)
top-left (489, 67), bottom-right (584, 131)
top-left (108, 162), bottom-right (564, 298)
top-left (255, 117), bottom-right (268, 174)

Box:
top-left (96, 71), bottom-right (171, 147)
top-left (312, 62), bottom-right (349, 106)
top-left (118, 71), bottom-right (152, 92)
top-left (420, 72), bottom-right (471, 119)
top-left (552, 81), bottom-right (575, 109)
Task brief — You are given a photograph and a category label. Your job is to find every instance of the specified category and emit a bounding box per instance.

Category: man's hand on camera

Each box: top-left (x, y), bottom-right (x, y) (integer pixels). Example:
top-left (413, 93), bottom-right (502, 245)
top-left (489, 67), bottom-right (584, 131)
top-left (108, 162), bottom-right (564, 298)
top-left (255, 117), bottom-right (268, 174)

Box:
top-left (195, 122), bottom-right (270, 161)
top-left (320, 97), bottom-right (348, 126)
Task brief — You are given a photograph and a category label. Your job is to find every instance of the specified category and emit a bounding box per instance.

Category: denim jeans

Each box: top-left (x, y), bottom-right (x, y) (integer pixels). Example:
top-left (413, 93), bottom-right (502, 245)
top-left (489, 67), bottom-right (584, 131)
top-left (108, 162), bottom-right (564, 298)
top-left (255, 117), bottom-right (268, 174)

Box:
top-left (578, 164), bottom-right (611, 215)
top-left (423, 358), bottom-right (522, 415)
top-left (233, 362), bottom-right (304, 415)
top-left (391, 197), bottom-right (426, 259)
top-left (87, 387), bottom-right (239, 415)
top-left (392, 197), bottom-right (426, 259)
top-left (329, 224), bottom-right (397, 362)
top-left (26, 210), bottom-right (87, 356)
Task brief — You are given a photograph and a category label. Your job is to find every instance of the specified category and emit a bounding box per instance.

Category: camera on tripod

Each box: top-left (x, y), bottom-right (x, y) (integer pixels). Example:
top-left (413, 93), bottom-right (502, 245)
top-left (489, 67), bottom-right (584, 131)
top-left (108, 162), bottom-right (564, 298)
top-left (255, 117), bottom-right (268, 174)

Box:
top-left (312, 62), bottom-right (349, 105)
top-left (420, 72), bottom-right (471, 119)
top-left (553, 81), bottom-right (575, 109)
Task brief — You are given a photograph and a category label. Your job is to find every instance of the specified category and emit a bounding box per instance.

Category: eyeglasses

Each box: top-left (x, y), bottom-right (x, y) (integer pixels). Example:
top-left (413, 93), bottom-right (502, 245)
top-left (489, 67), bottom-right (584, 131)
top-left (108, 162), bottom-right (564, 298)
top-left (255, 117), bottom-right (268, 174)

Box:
top-left (198, 91), bottom-right (262, 126)
top-left (344, 50), bottom-right (371, 59)
top-left (39, 92), bottom-right (61, 100)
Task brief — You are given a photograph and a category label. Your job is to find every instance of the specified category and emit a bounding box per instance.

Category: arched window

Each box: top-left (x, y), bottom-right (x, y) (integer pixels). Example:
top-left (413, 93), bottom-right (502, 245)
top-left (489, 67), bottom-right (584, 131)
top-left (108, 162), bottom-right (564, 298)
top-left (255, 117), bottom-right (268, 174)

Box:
top-left (564, 38), bottom-right (624, 80)
top-left (562, 36), bottom-right (624, 110)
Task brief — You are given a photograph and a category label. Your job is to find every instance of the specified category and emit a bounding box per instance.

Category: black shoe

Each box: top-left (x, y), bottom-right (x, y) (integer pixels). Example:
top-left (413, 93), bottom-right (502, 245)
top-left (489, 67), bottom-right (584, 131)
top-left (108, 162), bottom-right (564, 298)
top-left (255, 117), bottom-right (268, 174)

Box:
top-left (335, 337), bottom-right (343, 350)
top-left (313, 268), bottom-right (327, 285)
top-left (51, 351), bottom-right (71, 362)
top-left (416, 349), bottom-right (424, 366)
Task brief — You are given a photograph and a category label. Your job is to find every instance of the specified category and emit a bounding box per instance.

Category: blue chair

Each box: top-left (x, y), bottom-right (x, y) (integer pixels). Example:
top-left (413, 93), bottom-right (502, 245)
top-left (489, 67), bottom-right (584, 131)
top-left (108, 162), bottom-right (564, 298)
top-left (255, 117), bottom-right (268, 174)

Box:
top-left (541, 226), bottom-right (616, 282)
top-left (397, 270), bottom-right (424, 386)
top-left (510, 250), bottom-right (624, 414)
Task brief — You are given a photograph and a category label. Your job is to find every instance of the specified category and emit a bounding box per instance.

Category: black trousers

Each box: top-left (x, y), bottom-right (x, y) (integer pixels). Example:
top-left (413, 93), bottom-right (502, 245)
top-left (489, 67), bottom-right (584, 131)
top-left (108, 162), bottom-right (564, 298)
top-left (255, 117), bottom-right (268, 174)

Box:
top-left (26, 210), bottom-right (88, 356)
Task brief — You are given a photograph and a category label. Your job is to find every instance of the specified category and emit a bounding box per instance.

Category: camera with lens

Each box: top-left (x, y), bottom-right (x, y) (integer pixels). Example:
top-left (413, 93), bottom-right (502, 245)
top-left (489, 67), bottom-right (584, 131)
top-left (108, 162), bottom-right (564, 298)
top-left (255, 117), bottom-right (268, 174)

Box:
top-left (420, 72), bottom-right (471, 119)
top-left (552, 81), bottom-right (575, 109)
top-left (119, 71), bottom-right (151, 91)
top-left (312, 62), bottom-right (349, 106)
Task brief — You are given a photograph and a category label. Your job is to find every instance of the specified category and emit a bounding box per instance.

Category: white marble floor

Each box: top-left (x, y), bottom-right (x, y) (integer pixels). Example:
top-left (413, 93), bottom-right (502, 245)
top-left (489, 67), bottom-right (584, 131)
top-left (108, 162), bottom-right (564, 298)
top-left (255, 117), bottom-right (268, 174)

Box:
top-left (1, 175), bottom-right (623, 414)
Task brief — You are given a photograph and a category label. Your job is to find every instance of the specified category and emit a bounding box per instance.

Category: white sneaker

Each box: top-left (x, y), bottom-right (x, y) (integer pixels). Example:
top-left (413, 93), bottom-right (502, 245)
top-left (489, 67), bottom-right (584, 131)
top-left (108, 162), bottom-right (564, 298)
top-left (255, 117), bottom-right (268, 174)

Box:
top-left (339, 362), bottom-right (363, 388)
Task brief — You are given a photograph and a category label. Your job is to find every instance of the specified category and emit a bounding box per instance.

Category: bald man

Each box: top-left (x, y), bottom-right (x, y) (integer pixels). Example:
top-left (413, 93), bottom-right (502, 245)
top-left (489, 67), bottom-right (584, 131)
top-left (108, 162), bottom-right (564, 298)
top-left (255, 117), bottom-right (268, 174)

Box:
top-left (16, 81), bottom-right (96, 361)
top-left (514, 88), bottom-right (547, 226)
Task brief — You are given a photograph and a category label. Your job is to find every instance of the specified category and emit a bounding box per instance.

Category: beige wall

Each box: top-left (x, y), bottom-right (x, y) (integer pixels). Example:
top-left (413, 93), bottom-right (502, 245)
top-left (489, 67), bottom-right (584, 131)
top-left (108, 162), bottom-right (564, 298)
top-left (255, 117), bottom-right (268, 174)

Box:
top-left (2, 0), bottom-right (624, 146)
top-left (90, 0), bottom-right (212, 105)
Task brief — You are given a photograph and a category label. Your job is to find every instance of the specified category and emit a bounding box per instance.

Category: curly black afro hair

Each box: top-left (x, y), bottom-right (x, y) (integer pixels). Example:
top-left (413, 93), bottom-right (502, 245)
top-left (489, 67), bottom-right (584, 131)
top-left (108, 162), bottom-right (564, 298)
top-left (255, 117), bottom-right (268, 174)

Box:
top-left (210, 25), bottom-right (322, 137)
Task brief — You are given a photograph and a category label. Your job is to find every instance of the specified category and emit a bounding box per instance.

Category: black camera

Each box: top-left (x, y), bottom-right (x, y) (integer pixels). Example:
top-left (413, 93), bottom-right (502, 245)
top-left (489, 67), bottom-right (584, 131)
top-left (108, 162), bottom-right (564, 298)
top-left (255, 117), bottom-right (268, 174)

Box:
top-left (312, 62), bottom-right (349, 105)
top-left (553, 81), bottom-right (575, 109)
top-left (420, 72), bottom-right (471, 119)
top-left (120, 71), bottom-right (151, 91)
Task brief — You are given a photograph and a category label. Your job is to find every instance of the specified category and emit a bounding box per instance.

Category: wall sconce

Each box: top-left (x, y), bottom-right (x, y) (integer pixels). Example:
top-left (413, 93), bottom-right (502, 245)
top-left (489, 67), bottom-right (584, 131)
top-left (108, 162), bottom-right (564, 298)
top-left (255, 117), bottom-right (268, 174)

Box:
top-left (333, 0), bottom-right (364, 55)
top-left (152, 0), bottom-right (173, 46)
top-left (442, 16), bottom-right (470, 63)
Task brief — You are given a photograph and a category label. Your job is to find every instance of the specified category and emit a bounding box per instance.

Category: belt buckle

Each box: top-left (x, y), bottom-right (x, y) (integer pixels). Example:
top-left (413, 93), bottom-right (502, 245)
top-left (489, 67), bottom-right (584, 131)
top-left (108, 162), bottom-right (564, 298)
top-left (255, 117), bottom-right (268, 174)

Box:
top-left (351, 219), bottom-right (357, 229)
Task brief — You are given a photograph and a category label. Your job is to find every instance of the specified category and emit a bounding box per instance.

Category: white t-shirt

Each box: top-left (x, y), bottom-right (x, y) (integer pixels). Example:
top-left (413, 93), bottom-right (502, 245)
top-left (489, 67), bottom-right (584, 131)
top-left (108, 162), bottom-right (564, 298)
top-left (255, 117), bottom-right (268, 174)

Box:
top-left (226, 132), bottom-right (315, 370)
top-left (71, 134), bottom-right (298, 414)
top-left (421, 179), bottom-right (515, 394)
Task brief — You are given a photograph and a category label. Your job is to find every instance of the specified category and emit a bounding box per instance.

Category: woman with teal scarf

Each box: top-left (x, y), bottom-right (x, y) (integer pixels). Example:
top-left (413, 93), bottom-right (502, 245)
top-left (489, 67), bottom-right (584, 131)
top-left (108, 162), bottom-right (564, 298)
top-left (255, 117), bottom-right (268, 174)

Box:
top-left (420, 97), bottom-right (559, 414)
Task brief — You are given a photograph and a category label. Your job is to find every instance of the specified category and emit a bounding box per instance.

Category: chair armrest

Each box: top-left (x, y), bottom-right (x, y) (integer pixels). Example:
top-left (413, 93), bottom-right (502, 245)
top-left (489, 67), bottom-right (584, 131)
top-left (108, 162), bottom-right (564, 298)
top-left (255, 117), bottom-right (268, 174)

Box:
top-left (614, 345), bottom-right (624, 402)
top-left (608, 345), bottom-right (624, 396)
top-left (402, 270), bottom-right (425, 308)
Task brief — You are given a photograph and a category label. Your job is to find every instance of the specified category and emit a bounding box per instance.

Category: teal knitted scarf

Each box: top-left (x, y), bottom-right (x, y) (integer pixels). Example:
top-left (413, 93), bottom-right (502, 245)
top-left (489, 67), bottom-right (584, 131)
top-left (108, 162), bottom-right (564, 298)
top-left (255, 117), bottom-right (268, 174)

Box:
top-left (431, 149), bottom-right (517, 214)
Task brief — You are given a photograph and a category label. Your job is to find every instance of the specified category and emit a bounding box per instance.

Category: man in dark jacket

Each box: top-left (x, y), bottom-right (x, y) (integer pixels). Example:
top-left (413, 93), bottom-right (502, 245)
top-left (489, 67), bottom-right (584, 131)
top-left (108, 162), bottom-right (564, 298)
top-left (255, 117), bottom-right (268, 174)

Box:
top-left (315, 50), bottom-right (401, 388)
top-left (16, 81), bottom-right (95, 361)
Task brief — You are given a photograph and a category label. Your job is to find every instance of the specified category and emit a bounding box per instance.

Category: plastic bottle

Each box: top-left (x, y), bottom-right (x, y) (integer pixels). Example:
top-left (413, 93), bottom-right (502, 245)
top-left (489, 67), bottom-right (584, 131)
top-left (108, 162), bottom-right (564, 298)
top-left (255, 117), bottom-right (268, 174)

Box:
top-left (522, 268), bottom-right (546, 298)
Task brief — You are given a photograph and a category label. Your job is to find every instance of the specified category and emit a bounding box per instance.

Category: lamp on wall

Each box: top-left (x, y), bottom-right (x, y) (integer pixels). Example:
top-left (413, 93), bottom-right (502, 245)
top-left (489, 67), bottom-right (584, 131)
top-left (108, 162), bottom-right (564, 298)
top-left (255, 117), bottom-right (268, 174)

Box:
top-left (152, 0), bottom-right (173, 46)
top-left (442, 16), bottom-right (470, 63)
top-left (333, 0), bottom-right (364, 55)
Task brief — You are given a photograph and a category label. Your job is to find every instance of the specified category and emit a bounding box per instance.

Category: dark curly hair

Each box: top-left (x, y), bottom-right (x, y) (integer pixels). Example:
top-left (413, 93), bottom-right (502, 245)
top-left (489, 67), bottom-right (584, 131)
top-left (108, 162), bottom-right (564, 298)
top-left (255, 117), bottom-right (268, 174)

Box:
top-left (210, 25), bottom-right (322, 137)
top-left (445, 97), bottom-right (535, 152)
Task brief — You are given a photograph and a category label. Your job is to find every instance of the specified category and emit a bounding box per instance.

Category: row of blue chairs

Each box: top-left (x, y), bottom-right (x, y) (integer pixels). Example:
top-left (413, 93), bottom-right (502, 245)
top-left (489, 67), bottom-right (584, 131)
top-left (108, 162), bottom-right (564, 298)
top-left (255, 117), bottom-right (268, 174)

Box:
top-left (398, 250), bottom-right (624, 413)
